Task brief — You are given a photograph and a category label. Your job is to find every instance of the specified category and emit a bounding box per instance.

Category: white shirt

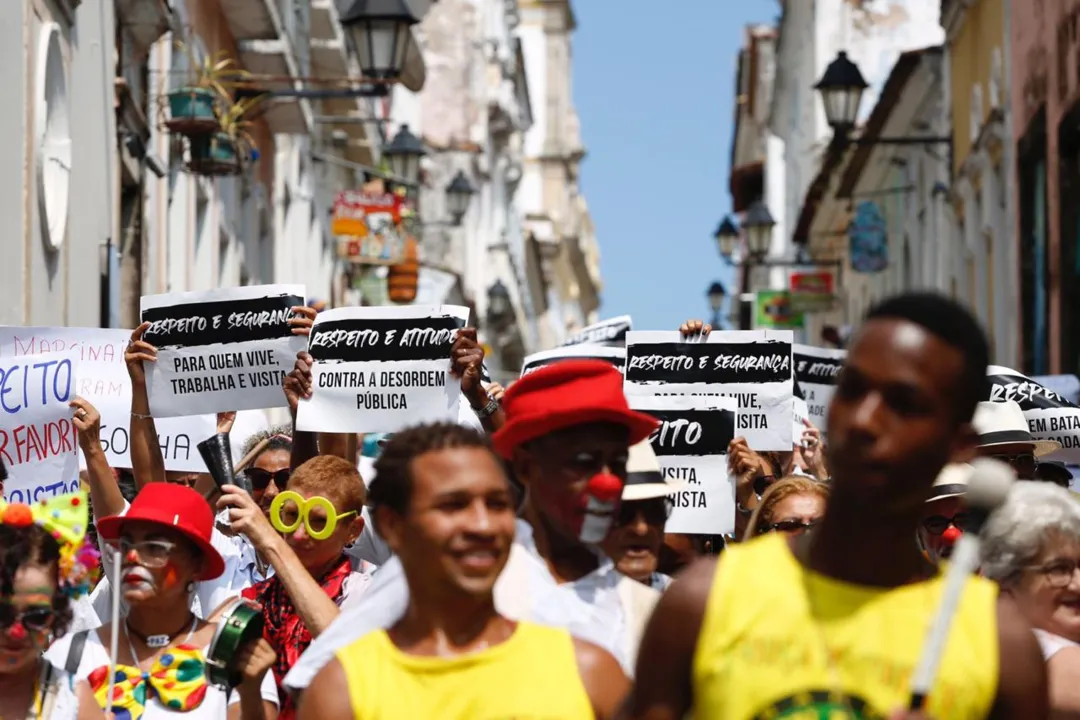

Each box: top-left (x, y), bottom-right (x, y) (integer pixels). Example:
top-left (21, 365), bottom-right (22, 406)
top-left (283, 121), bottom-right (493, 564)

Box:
top-left (283, 519), bottom-right (646, 691)
top-left (1035, 628), bottom-right (1080, 661)
top-left (45, 628), bottom-right (278, 719)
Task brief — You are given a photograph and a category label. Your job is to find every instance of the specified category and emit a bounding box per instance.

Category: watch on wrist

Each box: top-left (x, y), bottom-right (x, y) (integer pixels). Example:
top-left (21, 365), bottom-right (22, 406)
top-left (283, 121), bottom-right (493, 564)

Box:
top-left (473, 395), bottom-right (500, 419)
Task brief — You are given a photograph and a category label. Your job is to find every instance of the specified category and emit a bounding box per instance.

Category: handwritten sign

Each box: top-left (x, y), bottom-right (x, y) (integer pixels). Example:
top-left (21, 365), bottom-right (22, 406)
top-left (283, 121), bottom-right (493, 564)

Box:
top-left (141, 284), bottom-right (306, 417)
top-left (624, 330), bottom-right (794, 451)
top-left (521, 344), bottom-right (626, 376)
top-left (296, 305), bottom-right (469, 433)
top-left (0, 327), bottom-right (215, 472)
top-left (630, 395), bottom-right (737, 535)
top-left (0, 351), bottom-right (81, 502)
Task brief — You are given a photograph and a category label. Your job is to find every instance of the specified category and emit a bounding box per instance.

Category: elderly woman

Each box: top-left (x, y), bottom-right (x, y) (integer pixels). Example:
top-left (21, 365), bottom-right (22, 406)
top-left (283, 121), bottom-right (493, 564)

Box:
top-left (981, 480), bottom-right (1080, 718)
top-left (744, 476), bottom-right (829, 540)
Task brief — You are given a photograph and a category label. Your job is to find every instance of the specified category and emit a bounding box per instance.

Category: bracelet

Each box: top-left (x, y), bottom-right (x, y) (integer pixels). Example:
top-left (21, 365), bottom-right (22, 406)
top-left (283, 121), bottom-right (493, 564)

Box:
top-left (736, 498), bottom-right (758, 517)
top-left (472, 396), bottom-right (500, 419)
top-left (131, 411), bottom-right (152, 420)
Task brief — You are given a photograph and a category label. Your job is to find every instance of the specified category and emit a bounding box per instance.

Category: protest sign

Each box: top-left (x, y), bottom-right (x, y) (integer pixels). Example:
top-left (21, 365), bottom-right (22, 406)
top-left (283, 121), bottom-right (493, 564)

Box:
top-left (141, 284), bottom-right (306, 417)
top-left (0, 351), bottom-right (81, 502)
top-left (793, 396), bottom-right (809, 445)
top-left (987, 365), bottom-right (1080, 462)
top-left (793, 344), bottom-right (845, 436)
top-left (561, 315), bottom-right (632, 348)
top-left (629, 395), bottom-right (737, 535)
top-left (521, 344), bottom-right (626, 376)
top-left (296, 304), bottom-right (469, 433)
top-left (624, 330), bottom-right (794, 451)
top-left (0, 327), bottom-right (215, 472)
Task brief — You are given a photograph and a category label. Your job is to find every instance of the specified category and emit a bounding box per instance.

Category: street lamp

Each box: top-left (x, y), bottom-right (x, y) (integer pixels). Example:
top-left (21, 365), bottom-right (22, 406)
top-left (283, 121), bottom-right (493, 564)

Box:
top-left (383, 124), bottom-right (425, 186)
top-left (714, 216), bottom-right (739, 260)
top-left (743, 200), bottom-right (775, 259)
top-left (707, 280), bottom-right (727, 328)
top-left (338, 0), bottom-right (418, 81)
top-left (814, 50), bottom-right (868, 134)
top-left (486, 280), bottom-right (514, 331)
top-left (445, 170), bottom-right (476, 225)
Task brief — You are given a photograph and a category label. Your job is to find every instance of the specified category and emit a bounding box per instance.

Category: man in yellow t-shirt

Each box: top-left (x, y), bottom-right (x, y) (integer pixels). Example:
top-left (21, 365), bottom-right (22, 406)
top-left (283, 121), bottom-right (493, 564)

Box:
top-left (623, 293), bottom-right (1048, 720)
top-left (297, 423), bottom-right (628, 720)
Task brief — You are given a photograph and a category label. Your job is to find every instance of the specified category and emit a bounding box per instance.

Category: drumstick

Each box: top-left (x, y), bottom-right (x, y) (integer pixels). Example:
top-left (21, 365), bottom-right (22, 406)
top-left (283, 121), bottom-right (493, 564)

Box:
top-left (908, 458), bottom-right (1014, 710)
top-left (105, 547), bottom-right (123, 713)
top-left (232, 438), bottom-right (270, 475)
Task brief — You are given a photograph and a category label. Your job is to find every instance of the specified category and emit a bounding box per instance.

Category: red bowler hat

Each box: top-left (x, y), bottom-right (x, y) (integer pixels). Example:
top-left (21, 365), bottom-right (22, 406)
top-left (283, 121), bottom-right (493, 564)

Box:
top-left (96, 484), bottom-right (226, 581)
top-left (491, 360), bottom-right (658, 459)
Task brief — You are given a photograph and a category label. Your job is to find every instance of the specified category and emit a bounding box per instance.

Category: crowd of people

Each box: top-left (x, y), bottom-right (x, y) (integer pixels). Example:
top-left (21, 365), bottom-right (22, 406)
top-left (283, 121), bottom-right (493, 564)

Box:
top-left (0, 291), bottom-right (1077, 718)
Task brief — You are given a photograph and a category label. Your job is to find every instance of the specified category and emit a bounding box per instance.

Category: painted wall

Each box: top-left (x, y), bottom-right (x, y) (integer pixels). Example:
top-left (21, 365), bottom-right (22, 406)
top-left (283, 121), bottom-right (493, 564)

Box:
top-left (948, 0), bottom-right (1004, 174)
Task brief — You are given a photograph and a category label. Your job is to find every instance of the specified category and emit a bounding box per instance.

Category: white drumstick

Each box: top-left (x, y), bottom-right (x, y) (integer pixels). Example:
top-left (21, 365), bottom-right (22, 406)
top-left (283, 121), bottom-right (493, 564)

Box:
top-left (105, 547), bottom-right (122, 714)
top-left (909, 458), bottom-right (1014, 710)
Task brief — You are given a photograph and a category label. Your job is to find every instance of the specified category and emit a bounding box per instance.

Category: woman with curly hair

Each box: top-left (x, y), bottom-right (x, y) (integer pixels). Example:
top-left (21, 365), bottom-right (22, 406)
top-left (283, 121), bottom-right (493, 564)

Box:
top-left (0, 489), bottom-right (99, 719)
top-left (744, 476), bottom-right (830, 540)
top-left (235, 426), bottom-right (294, 515)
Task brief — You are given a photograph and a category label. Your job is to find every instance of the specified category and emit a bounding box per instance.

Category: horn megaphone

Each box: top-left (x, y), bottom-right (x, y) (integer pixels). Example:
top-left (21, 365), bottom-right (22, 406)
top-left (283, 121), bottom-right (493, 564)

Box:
top-left (197, 433), bottom-right (252, 495)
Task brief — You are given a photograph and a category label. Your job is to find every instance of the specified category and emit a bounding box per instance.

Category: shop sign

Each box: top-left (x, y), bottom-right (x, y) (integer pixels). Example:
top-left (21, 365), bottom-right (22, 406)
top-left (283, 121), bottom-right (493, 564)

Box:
top-left (754, 290), bottom-right (804, 330)
top-left (848, 201), bottom-right (888, 273)
top-left (788, 270), bottom-right (836, 312)
top-left (332, 190), bottom-right (407, 266)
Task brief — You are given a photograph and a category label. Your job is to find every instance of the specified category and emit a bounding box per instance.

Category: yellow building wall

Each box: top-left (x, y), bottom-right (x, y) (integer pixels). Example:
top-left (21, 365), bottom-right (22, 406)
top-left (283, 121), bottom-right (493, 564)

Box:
top-left (948, 0), bottom-right (1004, 176)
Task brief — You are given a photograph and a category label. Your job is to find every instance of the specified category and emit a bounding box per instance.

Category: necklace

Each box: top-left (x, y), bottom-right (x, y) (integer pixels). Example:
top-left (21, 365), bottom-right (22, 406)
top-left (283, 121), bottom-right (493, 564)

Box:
top-left (126, 614), bottom-right (197, 654)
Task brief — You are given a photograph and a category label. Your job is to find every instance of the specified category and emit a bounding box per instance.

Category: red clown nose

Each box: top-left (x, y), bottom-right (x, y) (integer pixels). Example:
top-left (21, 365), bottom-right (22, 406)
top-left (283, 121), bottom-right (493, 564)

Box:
top-left (941, 525), bottom-right (962, 545)
top-left (586, 473), bottom-right (623, 504)
top-left (6, 622), bottom-right (27, 641)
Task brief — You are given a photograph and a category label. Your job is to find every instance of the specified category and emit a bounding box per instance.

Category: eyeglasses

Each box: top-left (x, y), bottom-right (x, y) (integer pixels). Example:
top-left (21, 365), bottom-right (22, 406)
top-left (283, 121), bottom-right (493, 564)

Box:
top-left (245, 467), bottom-right (291, 491)
top-left (107, 538), bottom-right (181, 568)
top-left (270, 491), bottom-right (358, 541)
top-left (766, 518), bottom-right (819, 534)
top-left (0, 604), bottom-right (55, 632)
top-left (1027, 559), bottom-right (1080, 588)
top-left (921, 513), bottom-right (975, 536)
top-left (989, 453), bottom-right (1038, 479)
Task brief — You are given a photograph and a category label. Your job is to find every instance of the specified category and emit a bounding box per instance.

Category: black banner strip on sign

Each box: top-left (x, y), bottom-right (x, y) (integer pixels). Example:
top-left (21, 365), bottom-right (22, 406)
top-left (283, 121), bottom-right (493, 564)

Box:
top-left (794, 354), bottom-right (844, 385)
top-left (562, 321), bottom-right (630, 347)
top-left (987, 375), bottom-right (1078, 410)
top-left (625, 342), bottom-right (792, 386)
top-left (523, 355), bottom-right (625, 375)
top-left (645, 408), bottom-right (735, 457)
top-left (308, 316), bottom-right (465, 363)
top-left (142, 294), bottom-right (304, 348)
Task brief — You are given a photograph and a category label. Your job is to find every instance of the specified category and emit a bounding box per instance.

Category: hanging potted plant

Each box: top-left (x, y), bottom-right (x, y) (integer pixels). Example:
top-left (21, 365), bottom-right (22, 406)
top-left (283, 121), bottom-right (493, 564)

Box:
top-left (165, 45), bottom-right (249, 136)
top-left (188, 96), bottom-right (261, 177)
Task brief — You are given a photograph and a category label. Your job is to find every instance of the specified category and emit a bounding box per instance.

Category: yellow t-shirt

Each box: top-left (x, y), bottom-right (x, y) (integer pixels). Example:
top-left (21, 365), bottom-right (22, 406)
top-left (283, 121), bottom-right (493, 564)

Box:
top-left (692, 533), bottom-right (999, 720)
top-left (336, 620), bottom-right (594, 720)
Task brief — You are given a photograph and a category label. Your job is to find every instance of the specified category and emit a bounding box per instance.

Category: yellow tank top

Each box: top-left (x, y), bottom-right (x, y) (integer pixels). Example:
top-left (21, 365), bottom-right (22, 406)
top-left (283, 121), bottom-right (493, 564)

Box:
top-left (692, 533), bottom-right (999, 720)
top-left (336, 621), bottom-right (594, 720)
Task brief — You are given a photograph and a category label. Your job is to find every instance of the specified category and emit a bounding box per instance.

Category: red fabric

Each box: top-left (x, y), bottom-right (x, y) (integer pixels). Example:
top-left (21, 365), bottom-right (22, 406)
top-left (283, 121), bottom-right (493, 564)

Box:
top-left (243, 554), bottom-right (353, 720)
top-left (95, 483), bottom-right (225, 580)
top-left (490, 359), bottom-right (658, 458)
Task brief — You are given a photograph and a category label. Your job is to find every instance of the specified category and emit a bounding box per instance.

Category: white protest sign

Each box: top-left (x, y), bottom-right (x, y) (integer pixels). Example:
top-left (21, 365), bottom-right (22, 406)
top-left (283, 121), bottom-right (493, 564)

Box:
top-left (521, 344), bottom-right (626, 376)
top-left (141, 284), bottom-right (306, 417)
top-left (0, 327), bottom-right (215, 472)
top-left (0, 351), bottom-right (81, 502)
top-left (792, 396), bottom-right (809, 445)
top-left (793, 344), bottom-right (845, 437)
top-left (624, 330), bottom-right (794, 451)
top-left (629, 395), bottom-right (737, 535)
top-left (296, 304), bottom-right (469, 433)
top-left (561, 315), bottom-right (633, 348)
top-left (987, 365), bottom-right (1080, 462)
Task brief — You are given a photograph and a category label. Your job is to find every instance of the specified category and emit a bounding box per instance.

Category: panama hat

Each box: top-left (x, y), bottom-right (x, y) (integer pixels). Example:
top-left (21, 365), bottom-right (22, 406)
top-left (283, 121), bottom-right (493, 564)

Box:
top-left (926, 463), bottom-right (973, 503)
top-left (972, 401), bottom-right (1061, 457)
top-left (621, 440), bottom-right (687, 501)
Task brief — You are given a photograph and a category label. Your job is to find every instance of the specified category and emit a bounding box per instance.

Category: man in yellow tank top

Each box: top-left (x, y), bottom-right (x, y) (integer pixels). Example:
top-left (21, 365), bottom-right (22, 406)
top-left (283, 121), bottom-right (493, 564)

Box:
top-left (297, 423), bottom-right (628, 720)
top-left (623, 293), bottom-right (1048, 720)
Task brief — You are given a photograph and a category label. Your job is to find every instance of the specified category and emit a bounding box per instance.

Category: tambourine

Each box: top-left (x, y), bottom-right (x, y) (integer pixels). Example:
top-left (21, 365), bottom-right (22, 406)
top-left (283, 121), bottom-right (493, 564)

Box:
top-left (205, 598), bottom-right (265, 689)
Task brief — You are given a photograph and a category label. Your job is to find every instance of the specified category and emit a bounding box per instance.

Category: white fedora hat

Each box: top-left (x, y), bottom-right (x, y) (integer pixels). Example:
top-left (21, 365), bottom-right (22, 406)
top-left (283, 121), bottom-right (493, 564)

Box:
top-left (972, 401), bottom-right (1061, 457)
top-left (621, 440), bottom-right (688, 502)
top-left (926, 463), bottom-right (973, 502)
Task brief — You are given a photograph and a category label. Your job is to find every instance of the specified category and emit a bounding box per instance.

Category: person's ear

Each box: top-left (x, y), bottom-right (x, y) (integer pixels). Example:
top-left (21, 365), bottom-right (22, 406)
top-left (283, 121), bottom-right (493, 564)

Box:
top-left (948, 421), bottom-right (979, 464)
top-left (343, 513), bottom-right (364, 546)
top-left (510, 446), bottom-right (535, 488)
top-left (374, 506), bottom-right (404, 555)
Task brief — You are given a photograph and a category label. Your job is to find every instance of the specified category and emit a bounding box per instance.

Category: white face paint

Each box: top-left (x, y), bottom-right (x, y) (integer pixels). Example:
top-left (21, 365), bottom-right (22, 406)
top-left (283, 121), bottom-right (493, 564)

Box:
top-left (121, 565), bottom-right (155, 592)
top-left (580, 495), bottom-right (616, 544)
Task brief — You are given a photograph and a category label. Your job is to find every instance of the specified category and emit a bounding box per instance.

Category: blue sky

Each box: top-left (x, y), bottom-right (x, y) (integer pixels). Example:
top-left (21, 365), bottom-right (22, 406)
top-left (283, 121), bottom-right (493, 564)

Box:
top-left (573, 0), bottom-right (776, 330)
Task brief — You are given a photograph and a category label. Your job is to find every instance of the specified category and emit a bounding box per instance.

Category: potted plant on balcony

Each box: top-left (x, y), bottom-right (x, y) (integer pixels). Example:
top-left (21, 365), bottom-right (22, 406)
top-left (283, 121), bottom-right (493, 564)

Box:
top-left (188, 96), bottom-right (261, 176)
top-left (165, 44), bottom-right (249, 136)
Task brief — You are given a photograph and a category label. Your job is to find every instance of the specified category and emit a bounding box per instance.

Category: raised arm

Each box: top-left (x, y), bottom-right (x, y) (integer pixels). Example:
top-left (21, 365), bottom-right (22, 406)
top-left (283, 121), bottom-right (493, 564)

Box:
top-left (70, 397), bottom-right (126, 519)
top-left (453, 328), bottom-right (506, 433)
top-left (125, 322), bottom-right (166, 489)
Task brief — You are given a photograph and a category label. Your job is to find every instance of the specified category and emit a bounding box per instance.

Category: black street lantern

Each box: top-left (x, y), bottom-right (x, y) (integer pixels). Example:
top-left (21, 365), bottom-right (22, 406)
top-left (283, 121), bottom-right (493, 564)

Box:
top-left (383, 124), bottom-right (425, 185)
top-left (743, 200), bottom-right (776, 259)
top-left (815, 51), bottom-right (869, 133)
top-left (707, 281), bottom-right (727, 312)
top-left (714, 216), bottom-right (739, 259)
top-left (486, 280), bottom-right (513, 329)
top-left (446, 170), bottom-right (476, 225)
top-left (339, 0), bottom-right (418, 80)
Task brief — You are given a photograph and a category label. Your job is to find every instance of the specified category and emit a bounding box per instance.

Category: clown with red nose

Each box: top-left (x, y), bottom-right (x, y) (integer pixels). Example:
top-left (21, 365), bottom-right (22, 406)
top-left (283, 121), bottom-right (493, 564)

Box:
top-left (918, 463), bottom-right (975, 565)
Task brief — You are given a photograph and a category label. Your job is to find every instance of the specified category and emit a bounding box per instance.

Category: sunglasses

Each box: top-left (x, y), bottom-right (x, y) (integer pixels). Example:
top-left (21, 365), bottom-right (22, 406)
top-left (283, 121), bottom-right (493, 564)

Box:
top-left (989, 453), bottom-right (1037, 479)
top-left (766, 518), bottom-right (819, 534)
top-left (245, 467), bottom-right (291, 491)
top-left (0, 604), bottom-right (55, 632)
top-left (616, 498), bottom-right (671, 527)
top-left (921, 512), bottom-right (975, 536)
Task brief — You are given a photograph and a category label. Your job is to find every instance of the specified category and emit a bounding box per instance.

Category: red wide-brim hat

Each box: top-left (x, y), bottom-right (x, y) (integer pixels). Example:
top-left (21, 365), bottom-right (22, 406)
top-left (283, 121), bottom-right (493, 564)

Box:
top-left (96, 483), bottom-right (226, 581)
top-left (492, 359), bottom-right (658, 458)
